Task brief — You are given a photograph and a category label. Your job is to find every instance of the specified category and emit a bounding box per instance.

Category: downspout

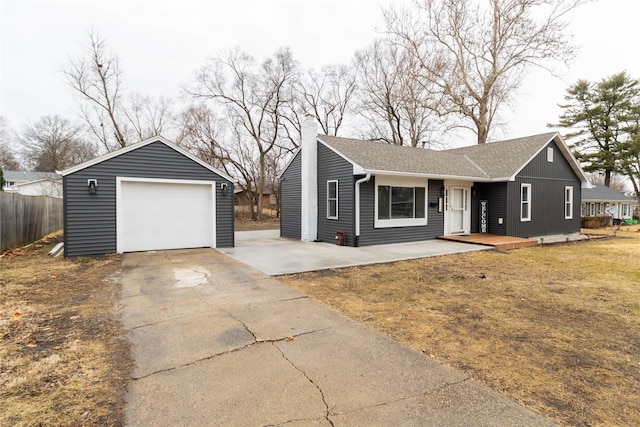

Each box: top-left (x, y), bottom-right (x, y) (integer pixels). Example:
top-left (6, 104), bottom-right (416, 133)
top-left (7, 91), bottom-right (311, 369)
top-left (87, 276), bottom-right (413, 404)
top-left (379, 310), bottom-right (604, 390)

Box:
top-left (354, 173), bottom-right (371, 247)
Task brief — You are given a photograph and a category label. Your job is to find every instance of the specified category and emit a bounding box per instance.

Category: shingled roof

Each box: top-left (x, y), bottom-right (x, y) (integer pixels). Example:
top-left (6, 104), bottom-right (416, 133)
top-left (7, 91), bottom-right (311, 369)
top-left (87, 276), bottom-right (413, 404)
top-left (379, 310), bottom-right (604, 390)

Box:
top-left (318, 135), bottom-right (488, 179)
top-left (445, 132), bottom-right (559, 179)
top-left (317, 132), bottom-right (583, 182)
top-left (582, 185), bottom-right (636, 202)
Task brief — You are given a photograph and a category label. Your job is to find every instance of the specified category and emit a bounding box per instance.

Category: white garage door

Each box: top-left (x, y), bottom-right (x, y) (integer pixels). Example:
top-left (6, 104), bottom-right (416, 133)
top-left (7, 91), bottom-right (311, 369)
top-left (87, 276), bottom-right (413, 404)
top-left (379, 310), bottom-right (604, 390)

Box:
top-left (118, 179), bottom-right (215, 252)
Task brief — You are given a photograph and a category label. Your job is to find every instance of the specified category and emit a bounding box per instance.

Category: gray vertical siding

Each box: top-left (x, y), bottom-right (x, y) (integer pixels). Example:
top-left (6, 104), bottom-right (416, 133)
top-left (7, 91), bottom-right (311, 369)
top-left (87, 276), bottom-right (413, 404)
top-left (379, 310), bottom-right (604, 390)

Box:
top-left (316, 143), bottom-right (355, 245)
top-left (507, 141), bottom-right (581, 237)
top-left (357, 177), bottom-right (444, 246)
top-left (279, 150), bottom-right (302, 239)
top-left (64, 141), bottom-right (234, 257)
top-left (471, 182), bottom-right (508, 235)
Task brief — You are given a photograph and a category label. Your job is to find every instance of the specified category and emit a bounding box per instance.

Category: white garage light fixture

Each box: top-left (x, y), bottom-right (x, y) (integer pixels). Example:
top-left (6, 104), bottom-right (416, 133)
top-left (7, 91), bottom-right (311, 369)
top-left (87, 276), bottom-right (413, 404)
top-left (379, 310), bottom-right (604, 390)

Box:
top-left (88, 179), bottom-right (98, 194)
top-left (220, 182), bottom-right (228, 195)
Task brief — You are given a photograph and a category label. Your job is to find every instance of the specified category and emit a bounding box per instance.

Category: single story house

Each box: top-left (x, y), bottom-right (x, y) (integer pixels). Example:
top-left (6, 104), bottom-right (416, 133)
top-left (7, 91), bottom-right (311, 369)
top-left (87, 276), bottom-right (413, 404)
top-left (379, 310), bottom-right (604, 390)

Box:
top-left (279, 120), bottom-right (589, 247)
top-left (581, 184), bottom-right (637, 220)
top-left (3, 171), bottom-right (63, 198)
top-left (59, 136), bottom-right (235, 257)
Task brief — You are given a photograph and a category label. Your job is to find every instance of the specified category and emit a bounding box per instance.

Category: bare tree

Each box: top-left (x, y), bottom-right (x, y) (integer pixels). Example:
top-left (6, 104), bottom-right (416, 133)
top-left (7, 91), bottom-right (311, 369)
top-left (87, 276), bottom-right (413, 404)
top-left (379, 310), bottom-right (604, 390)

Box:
top-left (585, 172), bottom-right (628, 193)
top-left (18, 116), bottom-right (96, 172)
top-left (125, 94), bottom-right (175, 141)
top-left (66, 31), bottom-right (177, 151)
top-left (386, 0), bottom-right (584, 144)
top-left (186, 48), bottom-right (297, 220)
top-left (65, 30), bottom-right (128, 151)
top-left (354, 38), bottom-right (444, 147)
top-left (295, 65), bottom-right (357, 136)
top-left (0, 117), bottom-right (22, 170)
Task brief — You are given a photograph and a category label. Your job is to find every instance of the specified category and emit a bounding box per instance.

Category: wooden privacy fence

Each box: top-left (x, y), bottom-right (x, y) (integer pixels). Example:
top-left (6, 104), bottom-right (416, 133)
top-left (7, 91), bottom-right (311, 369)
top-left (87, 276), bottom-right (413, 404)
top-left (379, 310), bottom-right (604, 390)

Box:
top-left (0, 192), bottom-right (63, 251)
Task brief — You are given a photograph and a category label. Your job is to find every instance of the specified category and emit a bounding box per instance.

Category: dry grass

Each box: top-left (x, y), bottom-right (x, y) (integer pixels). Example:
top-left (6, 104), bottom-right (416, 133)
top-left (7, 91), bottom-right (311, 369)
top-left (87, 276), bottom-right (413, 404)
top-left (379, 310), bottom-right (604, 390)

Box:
top-left (281, 226), bottom-right (640, 427)
top-left (0, 233), bottom-right (131, 426)
top-left (235, 216), bottom-right (280, 231)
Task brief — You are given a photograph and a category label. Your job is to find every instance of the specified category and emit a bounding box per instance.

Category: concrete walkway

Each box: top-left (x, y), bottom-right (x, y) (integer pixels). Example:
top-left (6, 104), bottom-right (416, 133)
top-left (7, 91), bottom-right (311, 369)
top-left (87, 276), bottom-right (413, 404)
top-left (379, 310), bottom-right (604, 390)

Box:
top-left (218, 230), bottom-right (493, 275)
top-left (120, 248), bottom-right (555, 426)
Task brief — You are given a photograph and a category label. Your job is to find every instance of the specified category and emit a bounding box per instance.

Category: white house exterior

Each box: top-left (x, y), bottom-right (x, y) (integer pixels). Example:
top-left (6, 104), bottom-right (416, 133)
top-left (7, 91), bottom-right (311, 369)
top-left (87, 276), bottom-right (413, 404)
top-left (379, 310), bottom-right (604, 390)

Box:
top-left (3, 171), bottom-right (62, 198)
top-left (581, 185), bottom-right (637, 220)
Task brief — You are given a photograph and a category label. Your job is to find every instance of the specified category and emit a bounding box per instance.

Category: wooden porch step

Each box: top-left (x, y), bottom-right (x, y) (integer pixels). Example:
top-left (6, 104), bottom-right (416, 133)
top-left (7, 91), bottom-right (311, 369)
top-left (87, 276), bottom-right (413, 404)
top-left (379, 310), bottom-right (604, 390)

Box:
top-left (439, 234), bottom-right (538, 250)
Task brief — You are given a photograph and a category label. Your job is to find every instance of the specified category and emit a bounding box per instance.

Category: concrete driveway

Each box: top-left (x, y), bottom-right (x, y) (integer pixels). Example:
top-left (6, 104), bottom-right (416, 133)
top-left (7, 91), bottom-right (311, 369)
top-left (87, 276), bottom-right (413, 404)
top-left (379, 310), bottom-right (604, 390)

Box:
top-left (217, 230), bottom-right (492, 275)
top-left (120, 248), bottom-right (555, 426)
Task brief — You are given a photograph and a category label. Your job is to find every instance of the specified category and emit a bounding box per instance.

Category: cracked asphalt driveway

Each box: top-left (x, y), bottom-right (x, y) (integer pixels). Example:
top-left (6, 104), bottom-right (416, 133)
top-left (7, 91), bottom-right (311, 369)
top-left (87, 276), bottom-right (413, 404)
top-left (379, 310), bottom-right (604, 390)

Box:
top-left (120, 249), bottom-right (555, 426)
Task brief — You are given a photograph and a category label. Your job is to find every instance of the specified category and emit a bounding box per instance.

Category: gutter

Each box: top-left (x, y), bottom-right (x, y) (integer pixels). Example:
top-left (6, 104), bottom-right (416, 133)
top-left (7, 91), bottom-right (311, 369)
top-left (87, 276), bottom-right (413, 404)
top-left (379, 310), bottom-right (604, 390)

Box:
top-left (354, 172), bottom-right (371, 247)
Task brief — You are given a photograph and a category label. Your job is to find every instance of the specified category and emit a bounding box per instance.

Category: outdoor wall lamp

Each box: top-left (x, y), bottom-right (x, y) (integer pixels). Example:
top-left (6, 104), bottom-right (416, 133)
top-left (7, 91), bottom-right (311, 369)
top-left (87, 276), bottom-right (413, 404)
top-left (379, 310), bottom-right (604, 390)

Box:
top-left (88, 179), bottom-right (98, 195)
top-left (220, 182), bottom-right (228, 196)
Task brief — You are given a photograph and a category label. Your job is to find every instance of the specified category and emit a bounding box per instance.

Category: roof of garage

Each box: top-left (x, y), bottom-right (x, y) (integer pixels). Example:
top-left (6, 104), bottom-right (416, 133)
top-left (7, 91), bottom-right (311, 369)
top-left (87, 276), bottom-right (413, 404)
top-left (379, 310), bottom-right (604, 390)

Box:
top-left (58, 136), bottom-right (234, 182)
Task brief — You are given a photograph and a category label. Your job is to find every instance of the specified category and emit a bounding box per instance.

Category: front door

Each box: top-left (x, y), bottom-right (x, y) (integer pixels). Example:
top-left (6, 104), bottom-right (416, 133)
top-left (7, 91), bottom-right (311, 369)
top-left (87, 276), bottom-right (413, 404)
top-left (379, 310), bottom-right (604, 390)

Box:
top-left (443, 183), bottom-right (471, 235)
top-left (451, 188), bottom-right (466, 234)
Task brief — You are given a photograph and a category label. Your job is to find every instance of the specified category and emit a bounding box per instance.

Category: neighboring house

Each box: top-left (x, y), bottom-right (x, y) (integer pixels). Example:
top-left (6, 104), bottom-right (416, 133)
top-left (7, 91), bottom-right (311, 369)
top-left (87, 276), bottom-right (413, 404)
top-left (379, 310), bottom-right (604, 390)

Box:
top-left (581, 185), bottom-right (637, 220)
top-left (234, 185), bottom-right (277, 212)
top-left (279, 120), bottom-right (589, 247)
top-left (59, 136), bottom-right (235, 257)
top-left (2, 171), bottom-right (62, 198)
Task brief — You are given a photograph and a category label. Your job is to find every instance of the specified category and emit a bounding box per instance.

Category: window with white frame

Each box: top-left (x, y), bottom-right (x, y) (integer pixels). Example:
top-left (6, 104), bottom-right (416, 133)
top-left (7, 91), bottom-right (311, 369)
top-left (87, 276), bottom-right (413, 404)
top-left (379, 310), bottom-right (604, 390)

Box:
top-left (565, 186), bottom-right (573, 219)
top-left (547, 147), bottom-right (554, 162)
top-left (327, 180), bottom-right (338, 219)
top-left (375, 177), bottom-right (427, 228)
top-left (520, 183), bottom-right (531, 221)
top-left (589, 203), bottom-right (595, 216)
top-left (622, 203), bottom-right (630, 217)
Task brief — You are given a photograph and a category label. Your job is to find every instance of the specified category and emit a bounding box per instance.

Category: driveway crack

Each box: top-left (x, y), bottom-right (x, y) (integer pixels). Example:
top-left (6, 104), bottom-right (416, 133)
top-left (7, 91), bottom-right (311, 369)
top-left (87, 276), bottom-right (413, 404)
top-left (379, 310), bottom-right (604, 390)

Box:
top-left (273, 343), bottom-right (335, 427)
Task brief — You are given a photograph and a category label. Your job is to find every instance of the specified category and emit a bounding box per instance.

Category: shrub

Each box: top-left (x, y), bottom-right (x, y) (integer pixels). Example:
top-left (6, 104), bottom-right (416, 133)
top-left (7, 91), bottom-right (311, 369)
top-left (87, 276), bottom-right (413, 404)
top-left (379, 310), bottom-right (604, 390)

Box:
top-left (581, 215), bottom-right (612, 228)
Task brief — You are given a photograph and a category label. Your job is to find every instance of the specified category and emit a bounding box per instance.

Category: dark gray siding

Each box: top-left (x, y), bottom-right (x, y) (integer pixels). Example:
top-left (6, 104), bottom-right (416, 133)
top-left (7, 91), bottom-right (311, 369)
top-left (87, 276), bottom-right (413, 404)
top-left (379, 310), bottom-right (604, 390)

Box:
top-left (357, 177), bottom-right (444, 246)
top-left (507, 141), bottom-right (581, 237)
top-left (316, 143), bottom-right (355, 245)
top-left (471, 182), bottom-right (508, 235)
top-left (64, 141), bottom-right (234, 257)
top-left (279, 150), bottom-right (302, 239)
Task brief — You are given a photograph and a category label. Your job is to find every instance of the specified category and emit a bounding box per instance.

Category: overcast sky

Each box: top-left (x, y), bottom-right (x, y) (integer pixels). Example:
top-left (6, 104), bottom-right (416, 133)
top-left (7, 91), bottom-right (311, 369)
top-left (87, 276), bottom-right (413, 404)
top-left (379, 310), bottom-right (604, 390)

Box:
top-left (1, 0), bottom-right (639, 146)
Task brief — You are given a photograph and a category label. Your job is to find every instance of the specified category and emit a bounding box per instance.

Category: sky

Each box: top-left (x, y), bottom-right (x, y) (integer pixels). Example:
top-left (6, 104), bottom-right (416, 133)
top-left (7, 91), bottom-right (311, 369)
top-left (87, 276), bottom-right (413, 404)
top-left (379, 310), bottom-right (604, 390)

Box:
top-left (1, 0), bottom-right (639, 147)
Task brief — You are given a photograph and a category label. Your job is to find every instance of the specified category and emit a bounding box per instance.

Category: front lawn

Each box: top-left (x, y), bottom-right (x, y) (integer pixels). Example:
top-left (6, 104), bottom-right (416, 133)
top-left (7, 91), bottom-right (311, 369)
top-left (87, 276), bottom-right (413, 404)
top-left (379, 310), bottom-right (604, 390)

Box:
top-left (281, 226), bottom-right (640, 426)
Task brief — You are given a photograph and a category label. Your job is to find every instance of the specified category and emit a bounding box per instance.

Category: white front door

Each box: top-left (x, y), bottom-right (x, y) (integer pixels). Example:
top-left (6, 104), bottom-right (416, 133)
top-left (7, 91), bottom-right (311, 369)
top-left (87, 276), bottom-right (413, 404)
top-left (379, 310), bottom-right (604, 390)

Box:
top-left (444, 184), bottom-right (471, 235)
top-left (451, 188), bottom-right (466, 234)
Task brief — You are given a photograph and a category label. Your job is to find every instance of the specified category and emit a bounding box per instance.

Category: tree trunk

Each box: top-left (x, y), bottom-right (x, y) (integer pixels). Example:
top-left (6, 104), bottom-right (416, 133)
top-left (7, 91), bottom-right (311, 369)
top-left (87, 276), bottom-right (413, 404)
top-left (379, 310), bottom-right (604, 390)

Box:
top-left (256, 156), bottom-right (266, 221)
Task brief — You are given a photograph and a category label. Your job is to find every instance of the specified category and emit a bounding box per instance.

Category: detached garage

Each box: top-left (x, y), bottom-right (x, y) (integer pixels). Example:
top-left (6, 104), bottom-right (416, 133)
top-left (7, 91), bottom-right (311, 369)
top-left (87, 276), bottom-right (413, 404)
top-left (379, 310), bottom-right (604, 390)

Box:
top-left (60, 136), bottom-right (234, 257)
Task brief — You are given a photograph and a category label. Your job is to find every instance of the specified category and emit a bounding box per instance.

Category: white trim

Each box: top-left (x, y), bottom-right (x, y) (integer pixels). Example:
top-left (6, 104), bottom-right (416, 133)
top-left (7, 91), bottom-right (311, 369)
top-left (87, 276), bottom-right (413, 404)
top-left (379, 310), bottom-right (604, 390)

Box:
top-left (521, 183), bottom-right (532, 222)
top-left (116, 177), bottom-right (216, 253)
top-left (564, 186), bottom-right (574, 219)
top-left (365, 169), bottom-right (487, 181)
top-left (547, 147), bottom-right (554, 162)
top-left (326, 180), bottom-right (339, 219)
top-left (374, 175), bottom-right (428, 228)
top-left (59, 136), bottom-right (235, 182)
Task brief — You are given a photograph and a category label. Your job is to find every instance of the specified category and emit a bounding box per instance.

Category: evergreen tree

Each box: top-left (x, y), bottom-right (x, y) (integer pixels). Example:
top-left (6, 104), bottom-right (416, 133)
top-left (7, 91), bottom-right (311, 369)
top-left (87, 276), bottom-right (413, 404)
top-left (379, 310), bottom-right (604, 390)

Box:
top-left (553, 72), bottom-right (639, 188)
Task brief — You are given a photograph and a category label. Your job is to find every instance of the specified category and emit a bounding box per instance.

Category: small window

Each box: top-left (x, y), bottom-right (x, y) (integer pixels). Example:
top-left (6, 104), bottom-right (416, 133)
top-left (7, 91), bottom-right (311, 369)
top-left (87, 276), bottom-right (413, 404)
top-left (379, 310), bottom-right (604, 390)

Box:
top-left (521, 183), bottom-right (531, 222)
top-left (589, 203), bottom-right (595, 216)
top-left (327, 180), bottom-right (338, 219)
top-left (547, 147), bottom-right (554, 162)
top-left (565, 186), bottom-right (573, 219)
